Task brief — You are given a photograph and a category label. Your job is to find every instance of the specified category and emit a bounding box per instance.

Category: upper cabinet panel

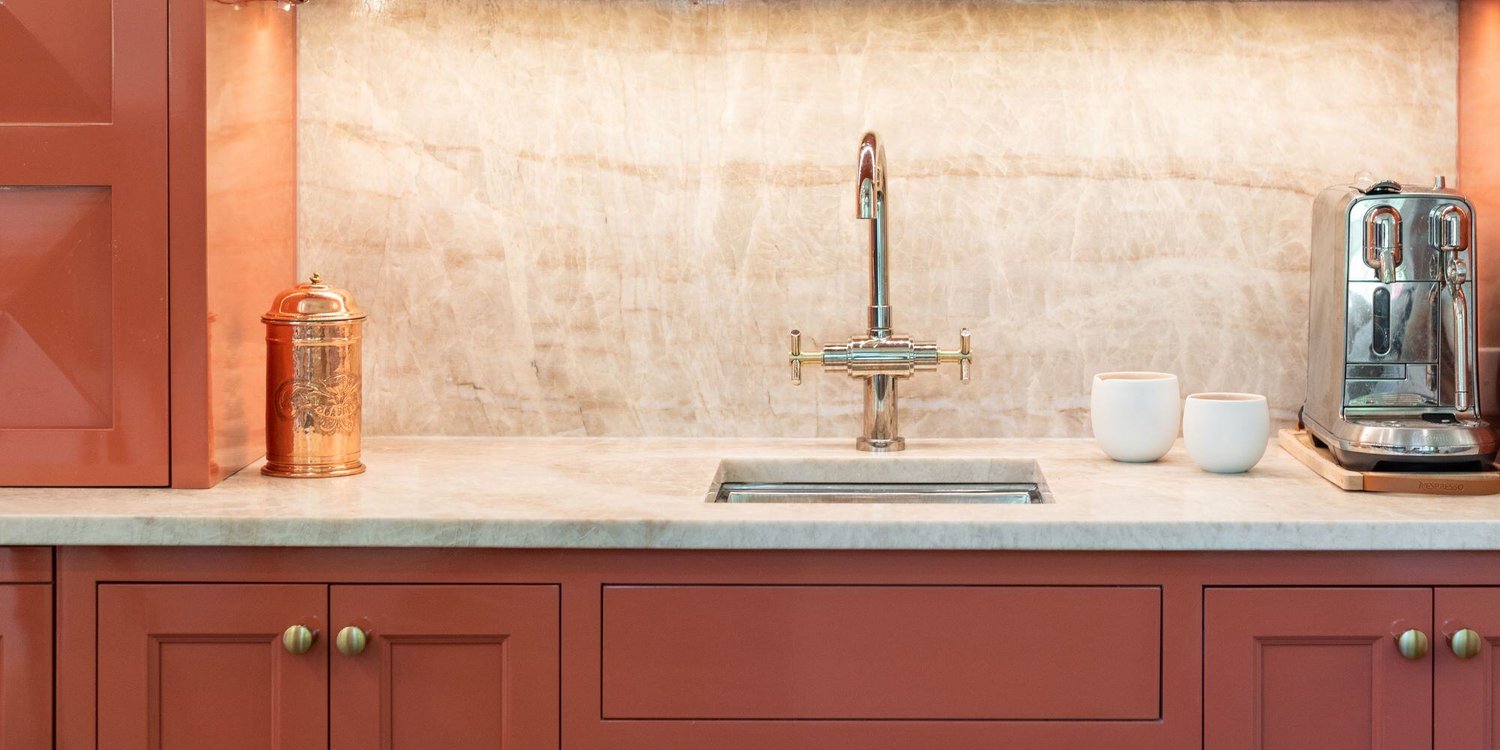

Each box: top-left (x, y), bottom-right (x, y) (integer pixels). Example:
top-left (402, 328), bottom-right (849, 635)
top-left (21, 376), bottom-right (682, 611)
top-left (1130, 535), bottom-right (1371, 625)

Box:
top-left (0, 0), bottom-right (113, 124)
top-left (0, 187), bottom-right (113, 429)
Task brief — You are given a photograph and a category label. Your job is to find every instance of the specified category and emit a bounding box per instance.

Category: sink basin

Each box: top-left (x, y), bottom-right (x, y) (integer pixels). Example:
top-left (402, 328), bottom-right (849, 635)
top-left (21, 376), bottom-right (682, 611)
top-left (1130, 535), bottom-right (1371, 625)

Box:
top-left (714, 482), bottom-right (1042, 504)
top-left (705, 457), bottom-right (1050, 504)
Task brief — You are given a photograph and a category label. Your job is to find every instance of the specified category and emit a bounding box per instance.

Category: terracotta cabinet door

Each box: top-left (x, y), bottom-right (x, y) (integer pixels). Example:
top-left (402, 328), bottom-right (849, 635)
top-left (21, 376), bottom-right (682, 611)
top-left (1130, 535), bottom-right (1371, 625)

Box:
top-left (1205, 587), bottom-right (1433, 750)
top-left (0, 584), bottom-right (51, 749)
top-left (1436, 587), bottom-right (1500, 749)
top-left (0, 0), bottom-right (170, 485)
top-left (330, 585), bottom-right (560, 750)
top-left (97, 584), bottom-right (327, 749)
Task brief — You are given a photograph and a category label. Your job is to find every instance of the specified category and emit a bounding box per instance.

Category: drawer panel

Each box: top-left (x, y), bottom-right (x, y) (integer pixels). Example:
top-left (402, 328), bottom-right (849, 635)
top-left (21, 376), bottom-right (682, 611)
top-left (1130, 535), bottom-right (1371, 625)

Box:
top-left (602, 585), bottom-right (1160, 720)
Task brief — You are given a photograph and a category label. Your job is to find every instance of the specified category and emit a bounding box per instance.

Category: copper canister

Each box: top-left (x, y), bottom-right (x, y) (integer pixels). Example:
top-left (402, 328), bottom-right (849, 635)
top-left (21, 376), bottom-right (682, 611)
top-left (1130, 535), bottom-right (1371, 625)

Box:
top-left (262, 274), bottom-right (367, 477)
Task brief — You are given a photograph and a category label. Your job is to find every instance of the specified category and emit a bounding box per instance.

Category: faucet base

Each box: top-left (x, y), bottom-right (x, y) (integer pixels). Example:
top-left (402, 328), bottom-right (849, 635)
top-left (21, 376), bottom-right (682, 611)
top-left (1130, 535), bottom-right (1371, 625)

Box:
top-left (856, 436), bottom-right (906, 453)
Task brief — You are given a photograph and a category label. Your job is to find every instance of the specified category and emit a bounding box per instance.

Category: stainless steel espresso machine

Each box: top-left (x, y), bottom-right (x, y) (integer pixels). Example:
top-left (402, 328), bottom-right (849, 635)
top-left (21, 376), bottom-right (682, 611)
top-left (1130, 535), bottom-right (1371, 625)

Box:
top-left (1302, 177), bottom-right (1498, 470)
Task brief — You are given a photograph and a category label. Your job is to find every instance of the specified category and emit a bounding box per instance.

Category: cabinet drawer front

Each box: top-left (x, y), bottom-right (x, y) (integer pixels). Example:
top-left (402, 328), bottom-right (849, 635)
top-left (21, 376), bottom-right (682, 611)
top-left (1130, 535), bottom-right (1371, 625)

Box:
top-left (602, 585), bottom-right (1160, 720)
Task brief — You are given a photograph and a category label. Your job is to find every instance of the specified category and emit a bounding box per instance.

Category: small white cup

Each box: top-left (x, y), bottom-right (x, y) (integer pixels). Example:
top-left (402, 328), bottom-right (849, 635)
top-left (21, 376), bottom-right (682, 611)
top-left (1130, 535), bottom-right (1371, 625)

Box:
top-left (1090, 372), bottom-right (1181, 463)
top-left (1183, 393), bottom-right (1270, 474)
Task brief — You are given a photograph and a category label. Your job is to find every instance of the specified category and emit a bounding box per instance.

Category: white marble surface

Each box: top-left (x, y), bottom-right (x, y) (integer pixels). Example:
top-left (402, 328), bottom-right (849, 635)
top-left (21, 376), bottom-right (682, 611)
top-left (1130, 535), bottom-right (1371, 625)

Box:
top-left (298, 0), bottom-right (1458, 439)
top-left (1, 437), bottom-right (1499, 550)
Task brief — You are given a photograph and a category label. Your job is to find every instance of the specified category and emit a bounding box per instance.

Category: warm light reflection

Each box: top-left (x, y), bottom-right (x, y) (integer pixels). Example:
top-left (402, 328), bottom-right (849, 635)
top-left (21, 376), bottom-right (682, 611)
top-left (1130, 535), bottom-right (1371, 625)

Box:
top-left (212, 0), bottom-right (304, 10)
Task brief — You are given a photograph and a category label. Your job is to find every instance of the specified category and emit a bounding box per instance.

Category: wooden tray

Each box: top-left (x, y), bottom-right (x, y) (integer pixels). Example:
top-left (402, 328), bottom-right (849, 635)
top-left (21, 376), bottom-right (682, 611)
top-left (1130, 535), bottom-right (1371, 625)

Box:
top-left (1278, 429), bottom-right (1500, 495)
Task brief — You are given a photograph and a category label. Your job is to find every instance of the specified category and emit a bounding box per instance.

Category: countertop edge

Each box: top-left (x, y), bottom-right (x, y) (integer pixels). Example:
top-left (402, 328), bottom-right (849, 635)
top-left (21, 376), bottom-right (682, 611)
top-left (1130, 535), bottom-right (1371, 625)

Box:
top-left (5, 517), bottom-right (1500, 551)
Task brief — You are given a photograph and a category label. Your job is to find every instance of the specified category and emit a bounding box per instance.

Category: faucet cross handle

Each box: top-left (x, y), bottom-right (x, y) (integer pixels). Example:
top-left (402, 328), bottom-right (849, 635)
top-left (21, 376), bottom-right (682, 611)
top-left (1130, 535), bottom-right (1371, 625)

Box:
top-left (938, 328), bottom-right (973, 383)
top-left (789, 330), bottom-right (824, 386)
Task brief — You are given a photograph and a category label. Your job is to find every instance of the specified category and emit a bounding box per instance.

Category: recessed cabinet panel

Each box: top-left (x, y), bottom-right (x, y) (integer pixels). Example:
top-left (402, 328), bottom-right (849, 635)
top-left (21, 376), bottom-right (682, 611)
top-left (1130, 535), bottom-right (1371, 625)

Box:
top-left (158, 641), bottom-right (276, 746)
top-left (1205, 587), bottom-right (1433, 750)
top-left (602, 585), bottom-right (1161, 721)
top-left (330, 585), bottom-right (560, 750)
top-left (0, 187), bottom-right (113, 429)
top-left (96, 584), bottom-right (328, 750)
top-left (390, 642), bottom-right (509, 746)
top-left (1258, 641), bottom-right (1374, 748)
top-left (0, 0), bottom-right (112, 124)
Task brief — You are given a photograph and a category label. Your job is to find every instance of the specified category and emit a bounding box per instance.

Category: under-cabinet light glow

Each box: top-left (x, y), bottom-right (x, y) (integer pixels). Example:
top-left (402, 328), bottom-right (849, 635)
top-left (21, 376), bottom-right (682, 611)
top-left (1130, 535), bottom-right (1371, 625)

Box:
top-left (211, 0), bottom-right (307, 8)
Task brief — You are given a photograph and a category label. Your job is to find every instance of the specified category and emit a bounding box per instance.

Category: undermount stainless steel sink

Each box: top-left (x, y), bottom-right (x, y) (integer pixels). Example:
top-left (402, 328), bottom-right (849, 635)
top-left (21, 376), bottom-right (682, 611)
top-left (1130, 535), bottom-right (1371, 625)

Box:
top-left (714, 482), bottom-right (1043, 504)
top-left (705, 457), bottom-right (1050, 505)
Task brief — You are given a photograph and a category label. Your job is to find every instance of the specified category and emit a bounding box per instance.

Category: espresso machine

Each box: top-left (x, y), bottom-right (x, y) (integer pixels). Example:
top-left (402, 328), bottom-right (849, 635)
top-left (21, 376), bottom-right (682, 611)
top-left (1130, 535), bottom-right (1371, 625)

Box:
top-left (1302, 177), bottom-right (1498, 470)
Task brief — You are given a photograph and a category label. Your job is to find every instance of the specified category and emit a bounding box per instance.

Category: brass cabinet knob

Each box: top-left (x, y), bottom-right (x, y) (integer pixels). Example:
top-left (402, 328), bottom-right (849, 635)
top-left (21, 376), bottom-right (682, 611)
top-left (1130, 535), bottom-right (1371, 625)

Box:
top-left (1397, 629), bottom-right (1430, 660)
top-left (282, 625), bottom-right (315, 655)
top-left (336, 626), bottom-right (368, 657)
top-left (1451, 628), bottom-right (1483, 659)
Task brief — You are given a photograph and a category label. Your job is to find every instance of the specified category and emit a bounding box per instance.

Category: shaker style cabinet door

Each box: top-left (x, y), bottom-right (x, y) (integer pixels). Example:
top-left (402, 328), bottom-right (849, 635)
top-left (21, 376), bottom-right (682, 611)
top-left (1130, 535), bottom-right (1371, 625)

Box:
top-left (0, 585), bottom-right (51, 750)
top-left (0, 0), bottom-right (170, 485)
top-left (330, 585), bottom-right (561, 750)
top-left (1205, 588), bottom-right (1433, 750)
top-left (96, 585), bottom-right (327, 749)
top-left (1435, 588), bottom-right (1500, 750)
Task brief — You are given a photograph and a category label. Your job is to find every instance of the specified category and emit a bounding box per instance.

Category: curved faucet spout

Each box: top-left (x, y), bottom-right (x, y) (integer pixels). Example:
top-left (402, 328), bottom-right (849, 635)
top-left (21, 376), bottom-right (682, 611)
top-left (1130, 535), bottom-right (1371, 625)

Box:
top-left (856, 132), bottom-right (890, 337)
top-left (857, 133), bottom-right (884, 221)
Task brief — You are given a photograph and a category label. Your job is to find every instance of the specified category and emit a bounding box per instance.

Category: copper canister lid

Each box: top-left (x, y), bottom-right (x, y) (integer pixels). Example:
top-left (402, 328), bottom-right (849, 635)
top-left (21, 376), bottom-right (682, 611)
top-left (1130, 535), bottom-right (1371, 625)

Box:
top-left (262, 273), bottom-right (366, 323)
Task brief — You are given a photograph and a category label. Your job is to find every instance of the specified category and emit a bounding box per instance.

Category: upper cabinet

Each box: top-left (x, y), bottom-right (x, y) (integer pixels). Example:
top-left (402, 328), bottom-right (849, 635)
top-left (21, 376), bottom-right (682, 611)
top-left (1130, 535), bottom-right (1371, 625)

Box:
top-left (0, 0), bottom-right (296, 487)
top-left (0, 0), bottom-right (170, 485)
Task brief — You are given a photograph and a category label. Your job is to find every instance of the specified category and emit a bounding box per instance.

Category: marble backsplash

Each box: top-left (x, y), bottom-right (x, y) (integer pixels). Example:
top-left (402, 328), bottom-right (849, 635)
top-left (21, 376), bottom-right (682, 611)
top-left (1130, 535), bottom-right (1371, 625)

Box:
top-left (298, 0), bottom-right (1458, 438)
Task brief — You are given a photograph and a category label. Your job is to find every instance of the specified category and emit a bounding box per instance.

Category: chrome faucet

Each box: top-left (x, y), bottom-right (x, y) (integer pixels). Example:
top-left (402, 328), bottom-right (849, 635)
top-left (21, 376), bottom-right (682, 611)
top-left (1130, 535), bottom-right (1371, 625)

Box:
top-left (789, 132), bottom-right (972, 452)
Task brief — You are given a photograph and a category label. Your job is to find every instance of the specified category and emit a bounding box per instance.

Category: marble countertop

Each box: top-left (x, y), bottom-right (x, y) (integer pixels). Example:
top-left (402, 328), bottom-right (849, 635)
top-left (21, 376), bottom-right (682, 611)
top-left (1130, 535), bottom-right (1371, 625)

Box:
top-left (1, 437), bottom-right (1498, 550)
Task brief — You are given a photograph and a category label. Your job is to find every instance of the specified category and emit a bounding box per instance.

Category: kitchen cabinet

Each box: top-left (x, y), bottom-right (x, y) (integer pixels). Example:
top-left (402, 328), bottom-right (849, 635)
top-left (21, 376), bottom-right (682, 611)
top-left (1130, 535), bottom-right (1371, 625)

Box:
top-left (0, 584), bottom-right (52, 749)
top-left (0, 0), bottom-right (295, 487)
top-left (330, 585), bottom-right (559, 750)
top-left (0, 0), bottom-right (169, 485)
top-left (1435, 588), bottom-right (1500, 748)
top-left (94, 580), bottom-right (559, 750)
top-left (1206, 586), bottom-right (1500, 750)
top-left (1205, 588), bottom-right (1433, 749)
top-left (97, 584), bottom-right (328, 748)
top-left (60, 547), bottom-right (1500, 750)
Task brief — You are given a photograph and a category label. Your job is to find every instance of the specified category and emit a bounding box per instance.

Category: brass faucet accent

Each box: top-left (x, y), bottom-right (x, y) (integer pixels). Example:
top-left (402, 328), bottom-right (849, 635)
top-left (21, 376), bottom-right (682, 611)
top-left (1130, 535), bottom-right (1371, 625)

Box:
top-left (789, 132), bottom-right (972, 452)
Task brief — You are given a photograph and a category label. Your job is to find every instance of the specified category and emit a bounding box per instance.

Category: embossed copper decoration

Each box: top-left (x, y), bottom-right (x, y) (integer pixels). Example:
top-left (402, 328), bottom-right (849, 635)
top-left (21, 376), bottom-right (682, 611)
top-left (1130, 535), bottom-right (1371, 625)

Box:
top-left (262, 273), bottom-right (366, 477)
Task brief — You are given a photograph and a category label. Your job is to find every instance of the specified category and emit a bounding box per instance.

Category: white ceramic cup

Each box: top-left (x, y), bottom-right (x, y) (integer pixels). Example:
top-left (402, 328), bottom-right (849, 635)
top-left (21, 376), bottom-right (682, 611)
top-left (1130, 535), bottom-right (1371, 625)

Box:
top-left (1182, 393), bottom-right (1270, 474)
top-left (1090, 372), bottom-right (1181, 463)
